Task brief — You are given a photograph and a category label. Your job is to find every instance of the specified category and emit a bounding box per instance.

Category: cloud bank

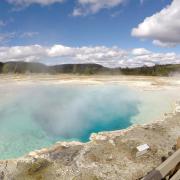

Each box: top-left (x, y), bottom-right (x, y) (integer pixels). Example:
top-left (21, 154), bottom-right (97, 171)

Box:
top-left (132, 0), bottom-right (180, 47)
top-left (0, 44), bottom-right (179, 67)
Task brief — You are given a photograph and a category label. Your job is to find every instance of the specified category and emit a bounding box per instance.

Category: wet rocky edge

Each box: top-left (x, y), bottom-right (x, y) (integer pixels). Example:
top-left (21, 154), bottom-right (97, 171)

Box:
top-left (0, 112), bottom-right (179, 180)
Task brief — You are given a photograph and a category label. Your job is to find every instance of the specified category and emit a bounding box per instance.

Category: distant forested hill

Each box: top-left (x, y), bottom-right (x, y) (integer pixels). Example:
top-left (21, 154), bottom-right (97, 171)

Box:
top-left (0, 61), bottom-right (180, 76)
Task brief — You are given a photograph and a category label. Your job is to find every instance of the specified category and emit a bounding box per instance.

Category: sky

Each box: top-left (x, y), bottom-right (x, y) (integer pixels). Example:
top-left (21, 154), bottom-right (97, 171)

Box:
top-left (0, 0), bottom-right (180, 67)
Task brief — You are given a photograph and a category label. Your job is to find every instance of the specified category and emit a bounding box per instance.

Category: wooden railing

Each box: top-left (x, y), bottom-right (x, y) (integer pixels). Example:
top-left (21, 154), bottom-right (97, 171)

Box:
top-left (143, 149), bottom-right (180, 180)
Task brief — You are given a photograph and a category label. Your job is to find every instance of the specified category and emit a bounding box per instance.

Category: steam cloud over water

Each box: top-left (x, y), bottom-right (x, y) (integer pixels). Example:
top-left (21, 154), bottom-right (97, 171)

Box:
top-left (32, 85), bottom-right (140, 141)
top-left (0, 84), bottom-right (140, 159)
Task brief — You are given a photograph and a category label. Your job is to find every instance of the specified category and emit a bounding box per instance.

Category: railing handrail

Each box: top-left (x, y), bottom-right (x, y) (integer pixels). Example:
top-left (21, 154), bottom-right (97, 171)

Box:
top-left (143, 149), bottom-right (180, 180)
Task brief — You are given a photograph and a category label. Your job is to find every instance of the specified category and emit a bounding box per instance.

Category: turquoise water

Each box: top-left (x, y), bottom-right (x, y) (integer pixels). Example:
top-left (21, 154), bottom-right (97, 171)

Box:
top-left (0, 81), bottom-right (178, 160)
top-left (0, 83), bottom-right (141, 159)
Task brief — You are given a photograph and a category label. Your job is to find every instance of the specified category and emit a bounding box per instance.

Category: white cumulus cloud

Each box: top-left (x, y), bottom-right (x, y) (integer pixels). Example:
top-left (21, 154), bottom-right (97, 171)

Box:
top-left (0, 45), bottom-right (46, 62)
top-left (132, 0), bottom-right (180, 47)
top-left (132, 48), bottom-right (151, 56)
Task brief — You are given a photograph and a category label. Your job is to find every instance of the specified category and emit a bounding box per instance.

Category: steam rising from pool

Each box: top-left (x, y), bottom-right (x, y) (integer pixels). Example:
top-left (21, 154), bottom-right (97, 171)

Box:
top-left (32, 85), bottom-right (139, 140)
top-left (0, 84), bottom-right (141, 159)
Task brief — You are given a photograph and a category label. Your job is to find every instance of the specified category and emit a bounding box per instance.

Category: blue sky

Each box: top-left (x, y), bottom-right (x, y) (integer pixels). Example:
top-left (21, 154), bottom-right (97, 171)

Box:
top-left (0, 0), bottom-right (180, 67)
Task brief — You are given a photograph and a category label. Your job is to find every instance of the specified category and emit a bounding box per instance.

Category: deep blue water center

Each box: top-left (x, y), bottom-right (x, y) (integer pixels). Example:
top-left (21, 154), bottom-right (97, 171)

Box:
top-left (0, 84), bottom-right (140, 159)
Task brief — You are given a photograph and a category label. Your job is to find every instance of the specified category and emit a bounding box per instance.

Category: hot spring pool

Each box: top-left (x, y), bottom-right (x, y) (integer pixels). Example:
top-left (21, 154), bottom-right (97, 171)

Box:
top-left (0, 80), bottom-right (178, 159)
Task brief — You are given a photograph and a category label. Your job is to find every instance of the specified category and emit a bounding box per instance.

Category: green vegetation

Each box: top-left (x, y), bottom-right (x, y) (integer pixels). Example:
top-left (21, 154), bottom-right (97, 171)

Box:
top-left (121, 64), bottom-right (180, 76)
top-left (0, 61), bottom-right (180, 76)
